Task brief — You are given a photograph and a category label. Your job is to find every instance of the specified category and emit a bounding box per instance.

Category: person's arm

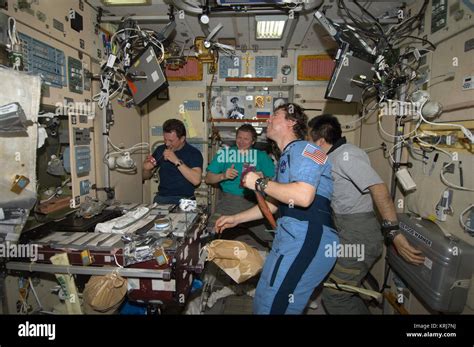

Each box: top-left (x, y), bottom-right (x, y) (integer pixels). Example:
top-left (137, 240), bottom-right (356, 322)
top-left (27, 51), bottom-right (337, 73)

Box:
top-left (205, 164), bottom-right (238, 184)
top-left (369, 183), bottom-right (397, 221)
top-left (369, 183), bottom-right (425, 265)
top-left (177, 163), bottom-right (202, 186)
top-left (142, 155), bottom-right (157, 180)
top-left (243, 171), bottom-right (316, 208)
top-left (205, 172), bottom-right (225, 184)
top-left (215, 200), bottom-right (278, 233)
top-left (164, 149), bottom-right (202, 186)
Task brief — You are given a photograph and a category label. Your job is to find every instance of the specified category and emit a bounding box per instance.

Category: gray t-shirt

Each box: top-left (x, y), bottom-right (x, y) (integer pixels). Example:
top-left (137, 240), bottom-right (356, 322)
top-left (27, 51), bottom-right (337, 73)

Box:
top-left (328, 143), bottom-right (383, 214)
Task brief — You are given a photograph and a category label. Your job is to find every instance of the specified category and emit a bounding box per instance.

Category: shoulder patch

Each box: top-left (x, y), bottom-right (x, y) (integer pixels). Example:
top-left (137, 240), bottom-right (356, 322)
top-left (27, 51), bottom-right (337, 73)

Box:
top-left (301, 144), bottom-right (327, 165)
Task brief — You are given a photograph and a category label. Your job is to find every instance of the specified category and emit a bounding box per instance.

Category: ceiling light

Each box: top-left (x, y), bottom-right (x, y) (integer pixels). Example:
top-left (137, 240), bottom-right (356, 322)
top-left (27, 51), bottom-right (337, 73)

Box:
top-left (101, 0), bottom-right (150, 5)
top-left (255, 15), bottom-right (287, 40)
top-left (200, 14), bottom-right (210, 25)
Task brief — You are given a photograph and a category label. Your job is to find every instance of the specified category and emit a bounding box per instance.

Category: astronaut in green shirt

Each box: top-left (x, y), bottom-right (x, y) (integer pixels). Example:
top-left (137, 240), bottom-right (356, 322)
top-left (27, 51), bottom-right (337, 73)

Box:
top-left (205, 124), bottom-right (275, 217)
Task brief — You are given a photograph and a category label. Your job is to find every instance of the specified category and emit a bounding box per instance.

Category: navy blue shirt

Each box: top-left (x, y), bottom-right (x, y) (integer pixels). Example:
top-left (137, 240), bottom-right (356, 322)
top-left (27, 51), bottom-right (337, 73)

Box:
top-left (152, 142), bottom-right (203, 198)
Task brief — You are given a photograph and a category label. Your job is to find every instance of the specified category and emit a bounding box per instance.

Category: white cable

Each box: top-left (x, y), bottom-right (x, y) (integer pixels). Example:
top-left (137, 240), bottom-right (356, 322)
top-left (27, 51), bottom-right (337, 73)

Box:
top-left (104, 138), bottom-right (150, 173)
top-left (8, 17), bottom-right (19, 47)
top-left (8, 17), bottom-right (21, 71)
top-left (388, 140), bottom-right (406, 165)
top-left (28, 278), bottom-right (43, 311)
top-left (416, 99), bottom-right (474, 144)
top-left (107, 138), bottom-right (149, 153)
top-left (378, 111), bottom-right (422, 140)
top-left (415, 136), bottom-right (474, 192)
top-left (459, 204), bottom-right (474, 233)
top-left (114, 253), bottom-right (124, 268)
top-left (341, 114), bottom-right (367, 129)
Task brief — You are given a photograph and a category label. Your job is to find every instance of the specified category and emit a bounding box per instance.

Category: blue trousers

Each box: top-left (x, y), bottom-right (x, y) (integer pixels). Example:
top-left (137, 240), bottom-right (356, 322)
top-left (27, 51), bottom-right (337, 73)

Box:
top-left (254, 218), bottom-right (339, 314)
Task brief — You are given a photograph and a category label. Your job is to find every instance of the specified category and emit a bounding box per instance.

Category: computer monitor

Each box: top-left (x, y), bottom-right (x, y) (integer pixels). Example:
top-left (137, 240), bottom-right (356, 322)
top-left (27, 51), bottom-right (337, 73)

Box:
top-left (314, 11), bottom-right (376, 103)
top-left (325, 43), bottom-right (376, 103)
top-left (126, 46), bottom-right (168, 106)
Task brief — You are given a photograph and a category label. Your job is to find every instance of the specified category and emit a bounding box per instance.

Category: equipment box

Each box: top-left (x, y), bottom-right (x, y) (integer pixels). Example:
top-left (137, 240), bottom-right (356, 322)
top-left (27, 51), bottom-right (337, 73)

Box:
top-left (388, 213), bottom-right (474, 313)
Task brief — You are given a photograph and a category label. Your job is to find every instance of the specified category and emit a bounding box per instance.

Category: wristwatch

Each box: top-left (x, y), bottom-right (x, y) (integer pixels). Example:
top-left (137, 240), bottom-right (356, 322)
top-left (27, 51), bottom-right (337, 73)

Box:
top-left (381, 220), bottom-right (400, 242)
top-left (255, 177), bottom-right (270, 192)
top-left (175, 160), bottom-right (184, 167)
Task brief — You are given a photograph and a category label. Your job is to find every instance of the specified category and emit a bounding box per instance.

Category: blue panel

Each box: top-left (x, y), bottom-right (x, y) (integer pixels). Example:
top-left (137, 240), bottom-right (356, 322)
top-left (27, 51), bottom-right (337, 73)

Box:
top-left (219, 56), bottom-right (241, 78)
top-left (151, 126), bottom-right (163, 136)
top-left (80, 179), bottom-right (90, 195)
top-left (75, 146), bottom-right (91, 176)
top-left (19, 32), bottom-right (67, 88)
top-left (256, 56), bottom-right (278, 78)
top-left (184, 100), bottom-right (201, 111)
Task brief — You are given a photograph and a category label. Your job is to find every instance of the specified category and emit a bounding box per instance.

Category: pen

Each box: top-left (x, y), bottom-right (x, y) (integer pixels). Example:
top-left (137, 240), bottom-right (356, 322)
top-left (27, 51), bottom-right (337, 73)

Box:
top-left (428, 153), bottom-right (439, 176)
top-left (459, 161), bottom-right (463, 187)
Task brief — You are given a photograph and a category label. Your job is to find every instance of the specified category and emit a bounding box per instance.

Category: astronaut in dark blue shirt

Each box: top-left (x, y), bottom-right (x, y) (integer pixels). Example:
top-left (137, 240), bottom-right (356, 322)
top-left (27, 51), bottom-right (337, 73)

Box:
top-left (216, 103), bottom-right (339, 314)
top-left (143, 119), bottom-right (203, 204)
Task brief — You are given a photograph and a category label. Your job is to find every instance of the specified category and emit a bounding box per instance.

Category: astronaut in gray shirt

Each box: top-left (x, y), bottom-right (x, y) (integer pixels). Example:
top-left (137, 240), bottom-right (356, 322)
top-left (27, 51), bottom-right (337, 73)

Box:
top-left (309, 115), bottom-right (424, 314)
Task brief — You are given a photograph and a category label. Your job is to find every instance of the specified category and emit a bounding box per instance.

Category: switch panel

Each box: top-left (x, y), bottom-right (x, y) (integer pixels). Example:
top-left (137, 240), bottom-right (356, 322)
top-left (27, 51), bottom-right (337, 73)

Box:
top-left (68, 56), bottom-right (83, 94)
top-left (462, 75), bottom-right (474, 90)
top-left (75, 146), bottom-right (91, 176)
top-left (19, 33), bottom-right (67, 88)
top-left (73, 128), bottom-right (91, 145)
top-left (79, 179), bottom-right (90, 195)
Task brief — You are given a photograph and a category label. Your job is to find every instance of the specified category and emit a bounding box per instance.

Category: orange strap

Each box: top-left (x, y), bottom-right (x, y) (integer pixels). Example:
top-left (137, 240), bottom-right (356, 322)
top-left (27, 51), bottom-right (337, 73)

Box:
top-left (255, 191), bottom-right (277, 230)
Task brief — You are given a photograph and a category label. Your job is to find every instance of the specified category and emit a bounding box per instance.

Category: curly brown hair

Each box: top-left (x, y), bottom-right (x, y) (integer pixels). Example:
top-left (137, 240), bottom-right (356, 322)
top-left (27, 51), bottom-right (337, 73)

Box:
top-left (274, 103), bottom-right (308, 140)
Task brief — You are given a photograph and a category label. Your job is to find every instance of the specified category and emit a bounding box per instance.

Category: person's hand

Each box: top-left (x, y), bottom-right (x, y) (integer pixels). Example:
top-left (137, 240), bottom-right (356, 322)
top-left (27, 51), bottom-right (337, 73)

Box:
top-left (242, 171), bottom-right (259, 191)
top-left (255, 171), bottom-right (264, 178)
top-left (215, 215), bottom-right (238, 233)
top-left (163, 149), bottom-right (179, 165)
top-left (143, 155), bottom-right (157, 171)
top-left (393, 234), bottom-right (425, 265)
top-left (223, 164), bottom-right (239, 180)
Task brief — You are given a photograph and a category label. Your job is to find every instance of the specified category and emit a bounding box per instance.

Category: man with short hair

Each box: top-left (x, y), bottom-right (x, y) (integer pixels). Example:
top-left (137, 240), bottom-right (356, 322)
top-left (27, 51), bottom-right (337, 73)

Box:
top-left (227, 97), bottom-right (245, 119)
top-left (143, 119), bottom-right (203, 204)
top-left (309, 114), bottom-right (424, 315)
top-left (205, 124), bottom-right (275, 215)
top-left (216, 104), bottom-right (339, 314)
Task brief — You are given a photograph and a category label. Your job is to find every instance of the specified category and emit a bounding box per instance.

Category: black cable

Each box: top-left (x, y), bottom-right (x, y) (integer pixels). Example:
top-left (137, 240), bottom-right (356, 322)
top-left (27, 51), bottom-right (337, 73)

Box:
top-left (381, 261), bottom-right (392, 292)
top-left (395, 35), bottom-right (436, 50)
top-left (353, 0), bottom-right (384, 36)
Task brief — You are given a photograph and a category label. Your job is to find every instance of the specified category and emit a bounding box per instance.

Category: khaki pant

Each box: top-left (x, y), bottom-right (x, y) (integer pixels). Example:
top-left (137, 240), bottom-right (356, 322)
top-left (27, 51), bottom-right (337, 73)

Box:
top-left (321, 212), bottom-right (383, 314)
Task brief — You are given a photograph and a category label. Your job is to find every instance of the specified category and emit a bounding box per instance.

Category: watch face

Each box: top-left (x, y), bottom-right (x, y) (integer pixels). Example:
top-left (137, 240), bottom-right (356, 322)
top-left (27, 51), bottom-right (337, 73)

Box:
top-left (281, 65), bottom-right (291, 75)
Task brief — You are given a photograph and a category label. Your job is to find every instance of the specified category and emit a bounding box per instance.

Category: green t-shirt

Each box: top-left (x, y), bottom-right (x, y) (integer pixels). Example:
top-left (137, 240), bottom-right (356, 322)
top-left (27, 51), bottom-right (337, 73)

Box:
top-left (207, 146), bottom-right (275, 197)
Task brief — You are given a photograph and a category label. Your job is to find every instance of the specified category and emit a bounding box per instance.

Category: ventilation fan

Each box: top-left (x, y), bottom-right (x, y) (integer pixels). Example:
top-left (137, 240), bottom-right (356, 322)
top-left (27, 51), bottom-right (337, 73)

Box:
top-left (205, 23), bottom-right (235, 56)
top-left (194, 23), bottom-right (235, 61)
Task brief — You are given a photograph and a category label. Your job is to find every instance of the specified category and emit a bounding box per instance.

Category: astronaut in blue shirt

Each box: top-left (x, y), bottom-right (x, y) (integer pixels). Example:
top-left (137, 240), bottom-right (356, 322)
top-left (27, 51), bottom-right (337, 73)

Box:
top-left (216, 103), bottom-right (339, 314)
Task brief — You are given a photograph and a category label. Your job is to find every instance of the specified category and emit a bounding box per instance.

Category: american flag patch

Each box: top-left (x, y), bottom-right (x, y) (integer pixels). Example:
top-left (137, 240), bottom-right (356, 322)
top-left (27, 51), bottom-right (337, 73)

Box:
top-left (302, 144), bottom-right (327, 165)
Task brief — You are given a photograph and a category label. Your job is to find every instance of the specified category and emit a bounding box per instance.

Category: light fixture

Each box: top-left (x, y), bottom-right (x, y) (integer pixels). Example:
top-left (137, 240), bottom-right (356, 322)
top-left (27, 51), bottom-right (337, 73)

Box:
top-left (200, 14), bottom-right (210, 25)
top-left (255, 15), bottom-right (287, 40)
top-left (101, 0), bottom-right (150, 6)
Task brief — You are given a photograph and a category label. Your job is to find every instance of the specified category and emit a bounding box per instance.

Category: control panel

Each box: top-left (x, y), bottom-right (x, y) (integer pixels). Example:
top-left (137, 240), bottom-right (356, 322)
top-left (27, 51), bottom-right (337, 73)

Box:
top-left (19, 32), bottom-right (67, 88)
